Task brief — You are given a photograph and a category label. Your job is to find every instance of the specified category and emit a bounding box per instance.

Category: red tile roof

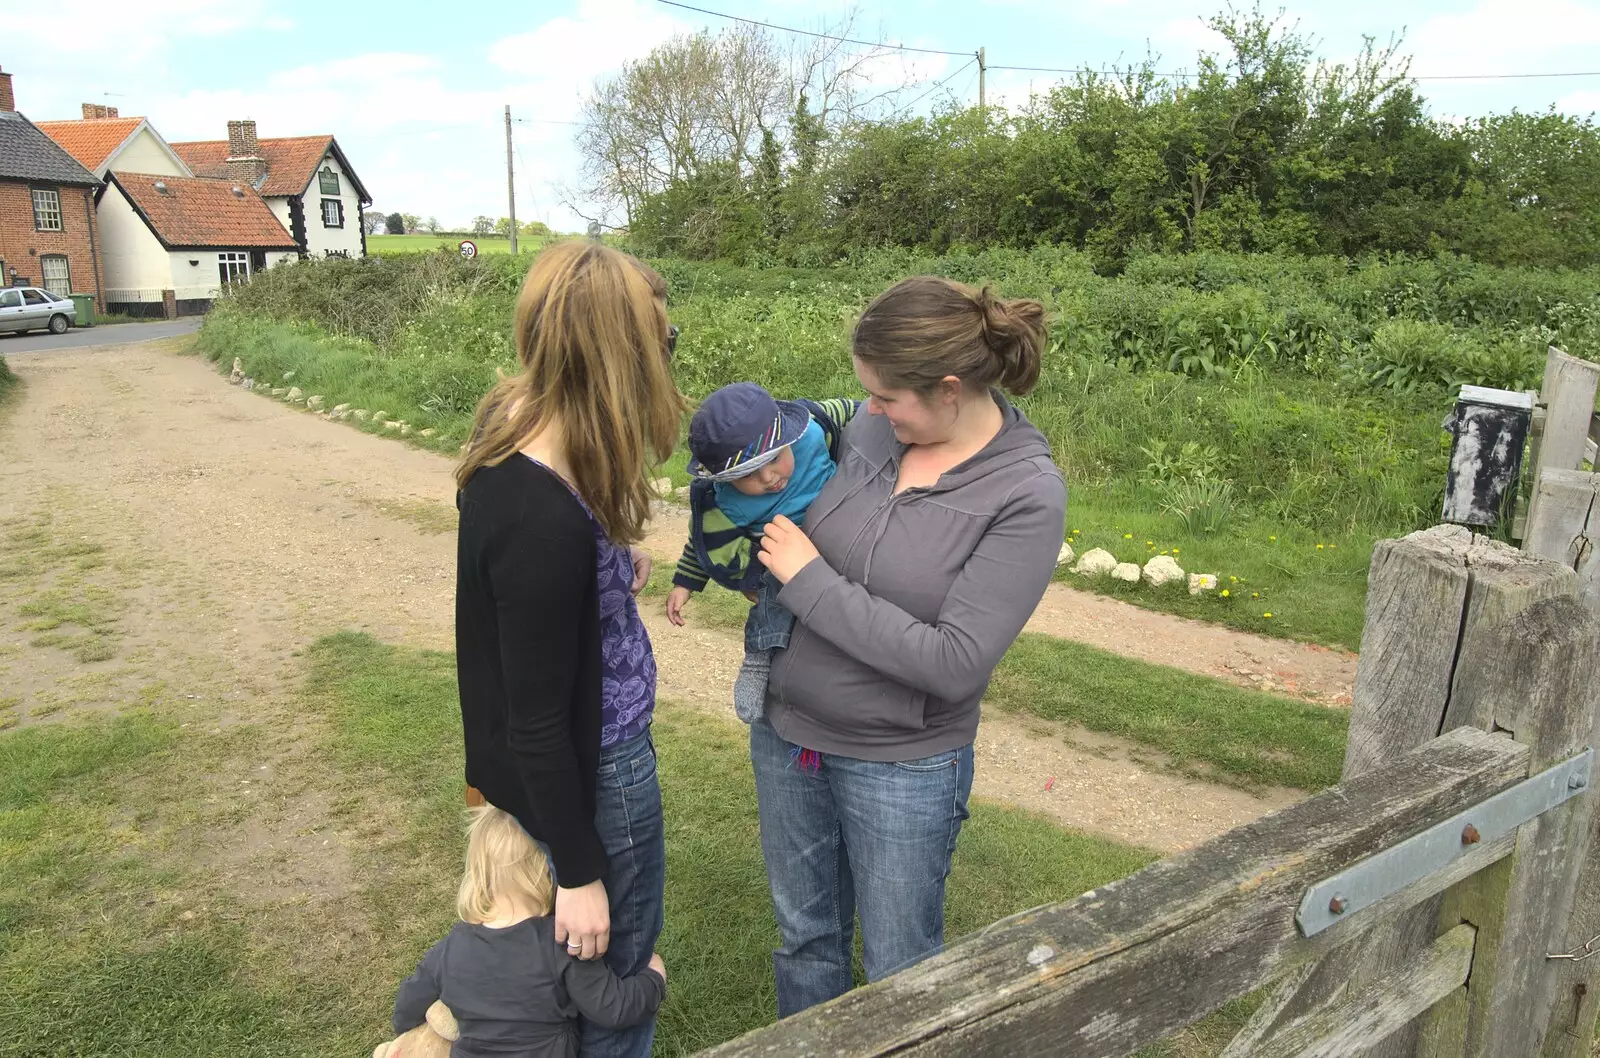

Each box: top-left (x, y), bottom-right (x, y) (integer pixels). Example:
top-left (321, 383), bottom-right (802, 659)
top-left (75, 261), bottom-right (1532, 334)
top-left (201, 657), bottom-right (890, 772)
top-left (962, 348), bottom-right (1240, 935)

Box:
top-left (111, 171), bottom-right (297, 250)
top-left (35, 117), bottom-right (144, 171)
top-left (170, 135), bottom-right (333, 197)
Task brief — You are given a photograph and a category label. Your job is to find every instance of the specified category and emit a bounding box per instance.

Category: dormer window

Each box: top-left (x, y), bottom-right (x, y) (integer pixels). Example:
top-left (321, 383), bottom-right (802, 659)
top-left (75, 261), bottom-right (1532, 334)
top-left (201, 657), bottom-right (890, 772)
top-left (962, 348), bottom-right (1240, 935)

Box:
top-left (318, 166), bottom-right (340, 195)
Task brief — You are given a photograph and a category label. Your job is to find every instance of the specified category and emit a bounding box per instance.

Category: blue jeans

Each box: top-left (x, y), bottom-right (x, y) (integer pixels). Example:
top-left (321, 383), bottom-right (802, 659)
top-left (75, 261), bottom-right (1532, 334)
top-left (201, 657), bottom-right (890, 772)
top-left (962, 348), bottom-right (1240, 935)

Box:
top-left (748, 717), bottom-right (974, 1018)
top-left (555, 731), bottom-right (665, 1058)
top-left (744, 570), bottom-right (793, 653)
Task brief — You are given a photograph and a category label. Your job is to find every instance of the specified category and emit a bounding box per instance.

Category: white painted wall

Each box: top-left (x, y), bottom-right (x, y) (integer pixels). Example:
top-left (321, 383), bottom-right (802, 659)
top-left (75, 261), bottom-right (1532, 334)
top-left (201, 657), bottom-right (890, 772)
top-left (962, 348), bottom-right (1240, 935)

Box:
top-left (108, 127), bottom-right (187, 177)
top-left (168, 249), bottom-right (298, 301)
top-left (98, 183), bottom-right (173, 302)
top-left (267, 197), bottom-right (294, 245)
top-left (294, 150), bottom-right (366, 259)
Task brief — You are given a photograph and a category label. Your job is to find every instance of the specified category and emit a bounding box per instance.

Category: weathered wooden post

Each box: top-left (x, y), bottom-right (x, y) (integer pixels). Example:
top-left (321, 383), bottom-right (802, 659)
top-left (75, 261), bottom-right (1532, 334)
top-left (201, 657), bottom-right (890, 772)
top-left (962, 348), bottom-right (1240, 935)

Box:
top-left (1229, 525), bottom-right (1600, 1057)
top-left (1519, 347), bottom-right (1600, 539)
top-left (1519, 348), bottom-right (1600, 1056)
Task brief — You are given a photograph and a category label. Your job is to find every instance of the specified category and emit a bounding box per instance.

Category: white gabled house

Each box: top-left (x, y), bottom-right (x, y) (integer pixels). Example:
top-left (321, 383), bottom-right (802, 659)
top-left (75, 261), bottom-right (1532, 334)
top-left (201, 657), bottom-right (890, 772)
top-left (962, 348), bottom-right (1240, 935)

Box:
top-left (172, 120), bottom-right (372, 261)
top-left (36, 105), bottom-right (191, 181)
top-left (97, 172), bottom-right (298, 316)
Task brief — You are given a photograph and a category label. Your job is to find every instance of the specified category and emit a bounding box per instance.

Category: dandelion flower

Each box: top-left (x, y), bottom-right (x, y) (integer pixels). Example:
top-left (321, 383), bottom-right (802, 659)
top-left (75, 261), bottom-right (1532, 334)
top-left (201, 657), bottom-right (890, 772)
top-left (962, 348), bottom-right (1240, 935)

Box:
top-left (1145, 540), bottom-right (1153, 546)
top-left (1263, 612), bottom-right (1274, 618)
top-left (1316, 543), bottom-right (1325, 550)
top-left (1123, 533), bottom-right (1133, 539)
top-left (1252, 592), bottom-right (1260, 598)
top-left (1229, 576), bottom-right (1237, 582)
top-left (1172, 547), bottom-right (1180, 554)
top-left (1269, 535), bottom-right (1277, 542)
top-left (1221, 589), bottom-right (1231, 597)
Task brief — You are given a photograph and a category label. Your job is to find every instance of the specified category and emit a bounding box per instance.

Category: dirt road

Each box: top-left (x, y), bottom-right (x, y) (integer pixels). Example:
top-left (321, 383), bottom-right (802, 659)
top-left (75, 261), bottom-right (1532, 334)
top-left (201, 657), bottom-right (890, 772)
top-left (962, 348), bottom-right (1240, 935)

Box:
top-left (0, 339), bottom-right (1314, 853)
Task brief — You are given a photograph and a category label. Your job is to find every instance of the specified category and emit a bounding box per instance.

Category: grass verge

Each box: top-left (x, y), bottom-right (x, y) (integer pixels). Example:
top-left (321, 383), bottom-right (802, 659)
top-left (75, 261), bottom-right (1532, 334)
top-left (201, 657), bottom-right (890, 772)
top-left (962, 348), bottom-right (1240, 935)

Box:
top-left (0, 354), bottom-right (17, 409)
top-left (642, 563), bottom-right (1347, 792)
top-left (1, 631), bottom-right (1164, 1055)
top-left (990, 633), bottom-right (1348, 791)
top-left (309, 631), bottom-right (1160, 1052)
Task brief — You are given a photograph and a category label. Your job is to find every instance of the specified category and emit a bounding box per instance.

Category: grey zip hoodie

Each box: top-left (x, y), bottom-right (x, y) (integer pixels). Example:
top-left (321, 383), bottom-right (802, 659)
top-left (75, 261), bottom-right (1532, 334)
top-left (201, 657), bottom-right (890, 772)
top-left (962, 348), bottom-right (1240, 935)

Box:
top-left (767, 393), bottom-right (1067, 761)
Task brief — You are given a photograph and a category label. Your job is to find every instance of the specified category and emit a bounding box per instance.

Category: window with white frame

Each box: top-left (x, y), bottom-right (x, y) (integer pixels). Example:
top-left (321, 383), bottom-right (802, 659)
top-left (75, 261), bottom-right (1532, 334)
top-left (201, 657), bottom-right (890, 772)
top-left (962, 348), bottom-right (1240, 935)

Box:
top-left (40, 255), bottom-right (70, 297)
top-left (31, 189), bottom-right (62, 231)
top-left (321, 198), bottom-right (343, 228)
top-left (319, 167), bottom-right (340, 195)
top-left (218, 252), bottom-right (250, 287)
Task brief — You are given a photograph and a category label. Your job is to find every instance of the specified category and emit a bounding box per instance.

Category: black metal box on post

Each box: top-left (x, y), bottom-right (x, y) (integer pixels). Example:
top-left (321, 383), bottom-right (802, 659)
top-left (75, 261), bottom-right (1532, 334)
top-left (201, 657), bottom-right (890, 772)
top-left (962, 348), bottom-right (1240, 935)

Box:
top-left (1442, 385), bottom-right (1534, 527)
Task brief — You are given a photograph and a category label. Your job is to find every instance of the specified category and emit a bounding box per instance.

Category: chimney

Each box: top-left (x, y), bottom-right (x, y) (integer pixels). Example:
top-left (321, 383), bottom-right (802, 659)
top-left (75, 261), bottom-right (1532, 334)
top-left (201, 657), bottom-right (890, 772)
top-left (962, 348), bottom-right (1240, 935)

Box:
top-left (81, 103), bottom-right (119, 119)
top-left (0, 67), bottom-right (13, 113)
top-left (225, 118), bottom-right (268, 184)
top-left (227, 119), bottom-right (259, 156)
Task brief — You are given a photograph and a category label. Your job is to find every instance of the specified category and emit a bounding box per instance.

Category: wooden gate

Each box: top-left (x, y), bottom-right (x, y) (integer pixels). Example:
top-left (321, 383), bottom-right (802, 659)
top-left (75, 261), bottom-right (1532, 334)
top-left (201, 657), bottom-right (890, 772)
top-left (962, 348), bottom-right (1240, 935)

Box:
top-left (693, 524), bottom-right (1600, 1057)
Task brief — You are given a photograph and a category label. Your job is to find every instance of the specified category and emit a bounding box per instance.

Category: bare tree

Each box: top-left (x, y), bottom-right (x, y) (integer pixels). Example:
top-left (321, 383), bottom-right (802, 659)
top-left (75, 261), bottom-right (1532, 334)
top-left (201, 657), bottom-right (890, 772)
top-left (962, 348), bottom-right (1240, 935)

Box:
top-left (571, 10), bottom-right (919, 226)
top-left (361, 210), bottom-right (385, 235)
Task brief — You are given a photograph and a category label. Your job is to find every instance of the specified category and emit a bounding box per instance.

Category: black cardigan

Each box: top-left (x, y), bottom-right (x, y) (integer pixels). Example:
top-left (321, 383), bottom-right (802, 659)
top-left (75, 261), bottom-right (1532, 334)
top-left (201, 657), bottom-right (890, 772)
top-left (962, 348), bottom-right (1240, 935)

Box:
top-left (456, 456), bottom-right (608, 886)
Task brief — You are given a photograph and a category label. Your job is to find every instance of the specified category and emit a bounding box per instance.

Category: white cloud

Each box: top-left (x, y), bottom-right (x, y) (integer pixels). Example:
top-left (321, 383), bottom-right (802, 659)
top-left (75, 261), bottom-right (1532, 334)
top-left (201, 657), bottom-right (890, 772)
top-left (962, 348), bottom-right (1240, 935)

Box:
top-left (18, 0), bottom-right (289, 69)
top-left (1557, 90), bottom-right (1600, 116)
top-left (1409, 0), bottom-right (1600, 78)
top-left (488, 0), bottom-right (689, 120)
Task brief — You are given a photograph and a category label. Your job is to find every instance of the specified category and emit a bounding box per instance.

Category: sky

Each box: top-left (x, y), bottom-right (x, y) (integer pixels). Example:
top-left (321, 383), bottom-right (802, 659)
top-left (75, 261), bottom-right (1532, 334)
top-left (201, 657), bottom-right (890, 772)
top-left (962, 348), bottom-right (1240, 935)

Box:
top-left (6, 0), bottom-right (1600, 233)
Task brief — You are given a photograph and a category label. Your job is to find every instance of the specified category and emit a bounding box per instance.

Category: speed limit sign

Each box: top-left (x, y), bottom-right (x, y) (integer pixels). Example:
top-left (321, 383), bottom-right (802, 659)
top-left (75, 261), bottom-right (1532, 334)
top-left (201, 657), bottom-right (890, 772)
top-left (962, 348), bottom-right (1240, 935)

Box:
top-left (459, 240), bottom-right (478, 259)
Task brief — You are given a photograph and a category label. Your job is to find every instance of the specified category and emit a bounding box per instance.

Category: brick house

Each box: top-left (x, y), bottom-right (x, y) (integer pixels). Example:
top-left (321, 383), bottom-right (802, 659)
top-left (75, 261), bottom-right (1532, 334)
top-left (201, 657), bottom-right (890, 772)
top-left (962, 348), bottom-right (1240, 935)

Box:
top-left (0, 67), bottom-right (103, 308)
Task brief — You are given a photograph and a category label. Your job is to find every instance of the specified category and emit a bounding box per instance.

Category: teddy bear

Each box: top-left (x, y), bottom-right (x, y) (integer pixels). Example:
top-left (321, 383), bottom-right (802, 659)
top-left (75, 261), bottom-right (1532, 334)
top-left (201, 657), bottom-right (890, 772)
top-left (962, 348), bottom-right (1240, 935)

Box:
top-left (373, 1000), bottom-right (460, 1058)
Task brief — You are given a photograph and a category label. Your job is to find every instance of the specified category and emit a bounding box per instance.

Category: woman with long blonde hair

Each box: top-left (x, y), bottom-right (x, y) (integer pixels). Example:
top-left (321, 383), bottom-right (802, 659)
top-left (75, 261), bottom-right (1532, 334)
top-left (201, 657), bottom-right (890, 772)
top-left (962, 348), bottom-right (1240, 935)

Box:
top-left (454, 241), bottom-right (683, 1057)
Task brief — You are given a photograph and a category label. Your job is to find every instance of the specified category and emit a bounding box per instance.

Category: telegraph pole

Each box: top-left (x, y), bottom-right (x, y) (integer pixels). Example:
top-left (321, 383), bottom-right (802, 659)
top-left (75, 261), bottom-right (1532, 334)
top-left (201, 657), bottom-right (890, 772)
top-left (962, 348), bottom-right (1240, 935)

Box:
top-left (504, 105), bottom-right (518, 256)
top-left (977, 47), bottom-right (986, 120)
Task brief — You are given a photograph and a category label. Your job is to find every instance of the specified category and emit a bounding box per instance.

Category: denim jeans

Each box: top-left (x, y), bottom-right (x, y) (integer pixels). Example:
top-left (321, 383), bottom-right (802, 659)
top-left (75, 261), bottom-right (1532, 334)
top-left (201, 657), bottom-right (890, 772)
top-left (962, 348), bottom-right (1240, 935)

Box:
top-left (551, 730), bottom-right (664, 1058)
top-left (748, 717), bottom-right (975, 1018)
top-left (744, 570), bottom-right (794, 653)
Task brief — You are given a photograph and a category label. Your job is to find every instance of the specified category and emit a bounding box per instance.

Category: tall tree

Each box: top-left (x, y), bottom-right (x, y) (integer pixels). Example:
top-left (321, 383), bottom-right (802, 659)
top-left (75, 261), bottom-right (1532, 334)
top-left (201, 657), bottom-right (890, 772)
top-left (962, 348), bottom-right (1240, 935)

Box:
top-left (384, 212), bottom-right (405, 235)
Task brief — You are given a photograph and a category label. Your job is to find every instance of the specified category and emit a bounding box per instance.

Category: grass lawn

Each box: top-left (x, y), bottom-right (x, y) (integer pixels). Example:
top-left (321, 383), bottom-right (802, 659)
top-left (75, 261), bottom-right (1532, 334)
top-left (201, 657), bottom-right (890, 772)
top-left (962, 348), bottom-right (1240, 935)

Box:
top-left (368, 234), bottom-right (546, 256)
top-left (643, 564), bottom-right (1348, 793)
top-left (0, 632), bottom-right (1167, 1056)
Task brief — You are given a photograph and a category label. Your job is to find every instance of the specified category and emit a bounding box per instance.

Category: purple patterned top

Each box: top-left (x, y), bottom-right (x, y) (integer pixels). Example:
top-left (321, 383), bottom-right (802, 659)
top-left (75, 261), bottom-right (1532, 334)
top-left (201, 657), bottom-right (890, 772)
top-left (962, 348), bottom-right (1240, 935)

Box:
top-left (526, 457), bottom-right (657, 746)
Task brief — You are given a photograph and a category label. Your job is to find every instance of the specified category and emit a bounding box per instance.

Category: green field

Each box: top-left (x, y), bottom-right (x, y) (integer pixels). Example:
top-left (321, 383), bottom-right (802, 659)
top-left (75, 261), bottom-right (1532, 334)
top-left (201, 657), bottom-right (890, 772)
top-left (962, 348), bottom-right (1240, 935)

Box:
top-left (368, 233), bottom-right (548, 256)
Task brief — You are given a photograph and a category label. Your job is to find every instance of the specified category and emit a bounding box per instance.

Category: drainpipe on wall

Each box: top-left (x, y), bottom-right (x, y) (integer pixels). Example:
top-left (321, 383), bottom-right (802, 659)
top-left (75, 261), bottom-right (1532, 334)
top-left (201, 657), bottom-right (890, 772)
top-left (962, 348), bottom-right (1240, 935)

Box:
top-left (83, 188), bottom-right (104, 312)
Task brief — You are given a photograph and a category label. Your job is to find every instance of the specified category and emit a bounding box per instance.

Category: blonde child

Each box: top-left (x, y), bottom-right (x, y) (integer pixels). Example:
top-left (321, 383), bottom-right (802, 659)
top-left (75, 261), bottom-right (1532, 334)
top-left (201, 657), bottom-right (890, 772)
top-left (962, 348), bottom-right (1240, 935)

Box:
top-left (390, 806), bottom-right (666, 1058)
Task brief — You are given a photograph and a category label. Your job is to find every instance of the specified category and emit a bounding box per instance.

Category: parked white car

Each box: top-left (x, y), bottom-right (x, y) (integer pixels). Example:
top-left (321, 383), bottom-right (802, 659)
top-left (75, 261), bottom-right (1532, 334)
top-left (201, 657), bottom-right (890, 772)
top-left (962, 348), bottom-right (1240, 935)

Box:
top-left (0, 287), bottom-right (76, 335)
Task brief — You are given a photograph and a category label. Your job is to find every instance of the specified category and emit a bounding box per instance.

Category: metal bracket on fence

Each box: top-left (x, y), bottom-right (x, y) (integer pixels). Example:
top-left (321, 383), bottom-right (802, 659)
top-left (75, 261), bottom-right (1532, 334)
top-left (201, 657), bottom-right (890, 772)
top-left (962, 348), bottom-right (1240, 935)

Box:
top-left (1296, 747), bottom-right (1594, 938)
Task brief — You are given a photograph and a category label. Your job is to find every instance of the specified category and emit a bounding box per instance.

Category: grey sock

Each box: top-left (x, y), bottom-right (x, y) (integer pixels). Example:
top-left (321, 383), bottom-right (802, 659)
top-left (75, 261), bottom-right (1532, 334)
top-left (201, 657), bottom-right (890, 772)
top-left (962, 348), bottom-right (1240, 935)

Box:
top-left (733, 650), bottom-right (772, 724)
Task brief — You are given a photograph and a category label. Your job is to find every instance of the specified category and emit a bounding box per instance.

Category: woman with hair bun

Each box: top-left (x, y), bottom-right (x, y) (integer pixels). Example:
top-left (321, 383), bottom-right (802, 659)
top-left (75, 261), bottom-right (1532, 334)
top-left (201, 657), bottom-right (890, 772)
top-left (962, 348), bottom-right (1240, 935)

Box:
top-left (752, 275), bottom-right (1068, 1015)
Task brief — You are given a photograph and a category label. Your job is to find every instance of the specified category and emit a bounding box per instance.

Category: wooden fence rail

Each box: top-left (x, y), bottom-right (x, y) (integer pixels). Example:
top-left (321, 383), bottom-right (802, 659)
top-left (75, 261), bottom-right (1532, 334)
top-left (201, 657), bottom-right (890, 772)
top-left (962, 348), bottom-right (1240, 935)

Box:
top-left (693, 525), bottom-right (1600, 1058)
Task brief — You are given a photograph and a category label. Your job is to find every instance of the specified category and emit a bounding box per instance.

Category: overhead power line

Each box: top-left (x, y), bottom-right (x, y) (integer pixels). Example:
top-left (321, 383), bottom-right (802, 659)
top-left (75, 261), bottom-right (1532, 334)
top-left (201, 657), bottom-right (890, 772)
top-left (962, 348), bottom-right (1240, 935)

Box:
top-left (990, 62), bottom-right (1600, 80)
top-left (655, 0), bottom-right (970, 57)
top-left (893, 58), bottom-right (976, 116)
top-left (1410, 70), bottom-right (1600, 81)
top-left (655, 0), bottom-right (1600, 84)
